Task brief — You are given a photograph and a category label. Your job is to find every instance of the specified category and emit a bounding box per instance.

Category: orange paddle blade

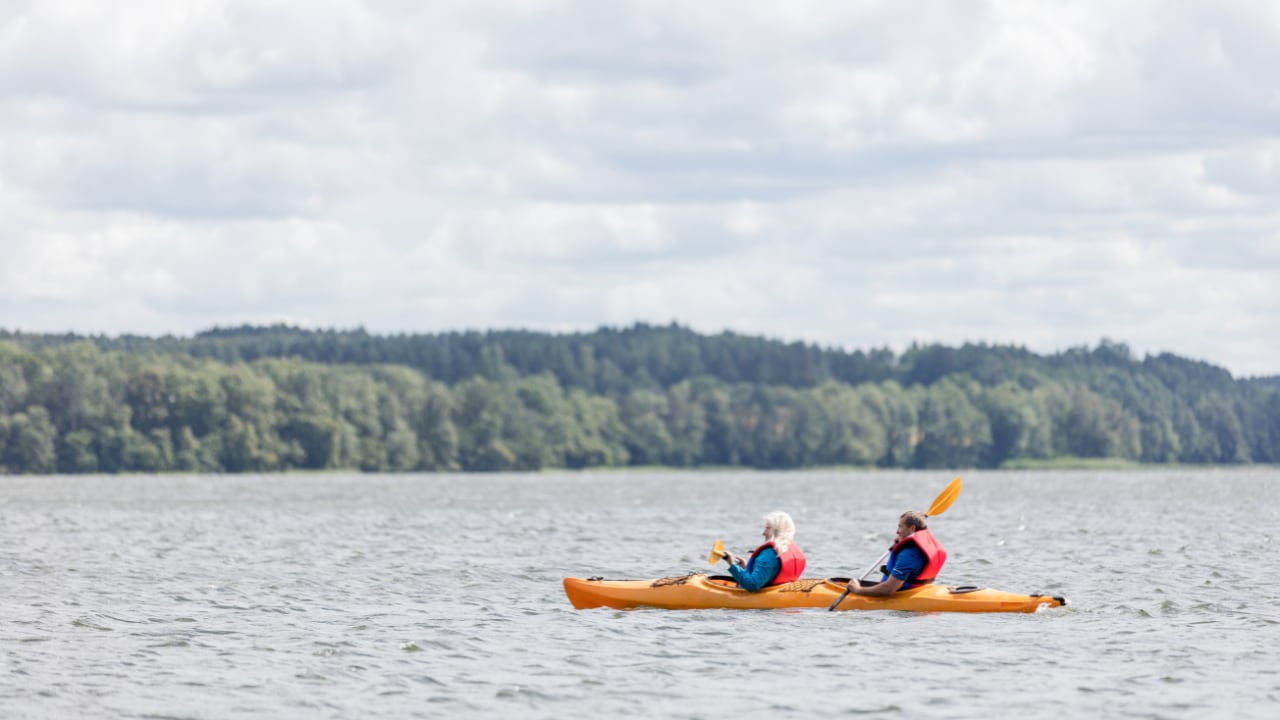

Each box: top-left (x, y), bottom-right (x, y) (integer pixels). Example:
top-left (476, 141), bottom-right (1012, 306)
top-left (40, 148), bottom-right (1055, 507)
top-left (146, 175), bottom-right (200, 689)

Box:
top-left (708, 539), bottom-right (725, 565)
top-left (926, 476), bottom-right (962, 517)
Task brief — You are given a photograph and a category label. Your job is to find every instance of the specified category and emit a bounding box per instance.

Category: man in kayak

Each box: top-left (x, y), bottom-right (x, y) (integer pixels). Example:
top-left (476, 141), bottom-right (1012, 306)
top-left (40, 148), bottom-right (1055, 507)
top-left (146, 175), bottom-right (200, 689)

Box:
top-left (843, 510), bottom-right (946, 597)
top-left (720, 511), bottom-right (807, 591)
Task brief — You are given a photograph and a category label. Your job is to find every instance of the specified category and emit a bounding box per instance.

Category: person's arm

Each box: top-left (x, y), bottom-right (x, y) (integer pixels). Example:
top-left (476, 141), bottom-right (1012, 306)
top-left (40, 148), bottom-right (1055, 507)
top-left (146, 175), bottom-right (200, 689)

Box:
top-left (846, 575), bottom-right (905, 597)
top-left (727, 547), bottom-right (780, 592)
top-left (845, 547), bottom-right (925, 596)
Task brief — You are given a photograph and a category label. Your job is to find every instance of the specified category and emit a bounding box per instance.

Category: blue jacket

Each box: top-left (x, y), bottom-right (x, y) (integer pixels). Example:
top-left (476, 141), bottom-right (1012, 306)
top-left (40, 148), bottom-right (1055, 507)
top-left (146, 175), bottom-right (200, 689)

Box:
top-left (728, 546), bottom-right (780, 592)
top-left (883, 546), bottom-right (927, 587)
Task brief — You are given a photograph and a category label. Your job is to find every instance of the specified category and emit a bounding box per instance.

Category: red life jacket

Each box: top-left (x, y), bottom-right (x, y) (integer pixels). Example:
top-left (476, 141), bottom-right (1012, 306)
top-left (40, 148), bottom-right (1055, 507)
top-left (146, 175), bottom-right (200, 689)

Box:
top-left (887, 528), bottom-right (946, 586)
top-left (749, 540), bottom-right (807, 585)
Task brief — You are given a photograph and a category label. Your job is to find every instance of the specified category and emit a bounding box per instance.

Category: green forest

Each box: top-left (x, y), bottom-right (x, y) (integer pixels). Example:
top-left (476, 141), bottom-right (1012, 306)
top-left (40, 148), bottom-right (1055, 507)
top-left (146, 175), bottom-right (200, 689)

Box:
top-left (1, 323), bottom-right (1277, 474)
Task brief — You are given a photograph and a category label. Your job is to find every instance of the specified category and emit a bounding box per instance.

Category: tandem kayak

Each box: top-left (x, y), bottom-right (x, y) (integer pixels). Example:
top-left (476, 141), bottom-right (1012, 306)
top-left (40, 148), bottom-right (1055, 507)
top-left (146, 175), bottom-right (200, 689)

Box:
top-left (563, 574), bottom-right (1067, 613)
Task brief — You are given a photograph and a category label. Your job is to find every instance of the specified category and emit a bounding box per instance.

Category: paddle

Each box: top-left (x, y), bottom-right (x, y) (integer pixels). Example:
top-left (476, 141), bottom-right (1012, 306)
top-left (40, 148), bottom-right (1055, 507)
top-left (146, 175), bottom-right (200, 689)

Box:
top-left (708, 539), bottom-right (726, 566)
top-left (827, 476), bottom-right (962, 611)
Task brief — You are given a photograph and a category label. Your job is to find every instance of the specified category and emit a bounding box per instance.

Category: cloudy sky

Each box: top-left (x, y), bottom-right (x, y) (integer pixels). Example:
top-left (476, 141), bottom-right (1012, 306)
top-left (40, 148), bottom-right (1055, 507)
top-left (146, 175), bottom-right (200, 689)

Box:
top-left (2, 1), bottom-right (1278, 376)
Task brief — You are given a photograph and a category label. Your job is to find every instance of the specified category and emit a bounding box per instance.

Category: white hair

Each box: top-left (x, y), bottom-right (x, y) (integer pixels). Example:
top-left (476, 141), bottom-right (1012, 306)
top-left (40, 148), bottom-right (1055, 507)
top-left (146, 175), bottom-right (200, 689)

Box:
top-left (762, 511), bottom-right (797, 553)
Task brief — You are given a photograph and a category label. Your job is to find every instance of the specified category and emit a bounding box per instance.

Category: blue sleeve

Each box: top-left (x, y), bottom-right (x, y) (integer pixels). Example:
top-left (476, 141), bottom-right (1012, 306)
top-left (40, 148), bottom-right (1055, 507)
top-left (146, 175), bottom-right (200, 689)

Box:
top-left (888, 547), bottom-right (927, 583)
top-left (728, 546), bottom-right (781, 592)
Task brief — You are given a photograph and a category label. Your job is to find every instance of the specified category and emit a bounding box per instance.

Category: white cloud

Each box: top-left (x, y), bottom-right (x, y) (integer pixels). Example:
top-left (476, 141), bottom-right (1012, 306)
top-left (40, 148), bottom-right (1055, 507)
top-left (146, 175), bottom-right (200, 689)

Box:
top-left (1, 1), bottom-right (1279, 376)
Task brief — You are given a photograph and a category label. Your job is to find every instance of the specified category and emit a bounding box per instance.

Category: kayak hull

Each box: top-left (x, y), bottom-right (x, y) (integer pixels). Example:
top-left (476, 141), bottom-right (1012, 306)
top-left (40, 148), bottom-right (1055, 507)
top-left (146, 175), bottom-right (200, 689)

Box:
top-left (563, 574), bottom-right (1066, 613)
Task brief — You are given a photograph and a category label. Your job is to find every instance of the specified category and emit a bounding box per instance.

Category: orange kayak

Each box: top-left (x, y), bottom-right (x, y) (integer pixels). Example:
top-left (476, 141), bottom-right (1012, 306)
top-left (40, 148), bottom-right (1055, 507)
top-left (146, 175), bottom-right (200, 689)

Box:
top-left (563, 574), bottom-right (1067, 613)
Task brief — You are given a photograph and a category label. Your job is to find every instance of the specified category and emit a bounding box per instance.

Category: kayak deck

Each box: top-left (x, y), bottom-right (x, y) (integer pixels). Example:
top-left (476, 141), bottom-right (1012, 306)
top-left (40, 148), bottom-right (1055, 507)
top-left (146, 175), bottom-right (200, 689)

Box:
top-left (563, 574), bottom-right (1067, 613)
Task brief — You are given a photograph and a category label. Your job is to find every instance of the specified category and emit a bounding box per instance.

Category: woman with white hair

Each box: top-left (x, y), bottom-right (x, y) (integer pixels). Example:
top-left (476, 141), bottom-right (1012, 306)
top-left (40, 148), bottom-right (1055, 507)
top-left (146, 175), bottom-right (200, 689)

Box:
top-left (719, 511), bottom-right (807, 591)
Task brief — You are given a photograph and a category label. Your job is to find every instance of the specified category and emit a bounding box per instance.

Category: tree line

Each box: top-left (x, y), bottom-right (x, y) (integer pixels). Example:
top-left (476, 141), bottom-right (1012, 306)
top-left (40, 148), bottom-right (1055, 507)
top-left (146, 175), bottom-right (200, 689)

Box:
top-left (0, 325), bottom-right (1276, 474)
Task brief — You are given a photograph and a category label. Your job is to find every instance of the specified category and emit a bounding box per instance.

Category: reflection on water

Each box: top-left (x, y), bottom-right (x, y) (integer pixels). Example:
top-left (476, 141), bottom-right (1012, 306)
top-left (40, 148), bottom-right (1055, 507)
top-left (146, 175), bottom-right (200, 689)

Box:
top-left (1, 470), bottom-right (1277, 718)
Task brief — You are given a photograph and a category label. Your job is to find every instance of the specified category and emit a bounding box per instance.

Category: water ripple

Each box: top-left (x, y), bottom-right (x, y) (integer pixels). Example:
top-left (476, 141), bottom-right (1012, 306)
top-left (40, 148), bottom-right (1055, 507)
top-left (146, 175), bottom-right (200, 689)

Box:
top-left (1, 470), bottom-right (1278, 718)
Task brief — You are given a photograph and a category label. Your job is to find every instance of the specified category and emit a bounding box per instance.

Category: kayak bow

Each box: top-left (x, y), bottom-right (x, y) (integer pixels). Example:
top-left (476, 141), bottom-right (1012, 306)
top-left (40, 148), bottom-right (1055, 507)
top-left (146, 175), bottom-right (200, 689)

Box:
top-left (563, 574), bottom-right (1066, 613)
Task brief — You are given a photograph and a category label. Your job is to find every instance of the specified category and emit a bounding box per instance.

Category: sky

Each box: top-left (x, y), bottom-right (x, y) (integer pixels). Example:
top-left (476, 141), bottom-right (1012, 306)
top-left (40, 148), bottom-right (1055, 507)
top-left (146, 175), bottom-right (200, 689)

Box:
top-left (2, 1), bottom-right (1278, 377)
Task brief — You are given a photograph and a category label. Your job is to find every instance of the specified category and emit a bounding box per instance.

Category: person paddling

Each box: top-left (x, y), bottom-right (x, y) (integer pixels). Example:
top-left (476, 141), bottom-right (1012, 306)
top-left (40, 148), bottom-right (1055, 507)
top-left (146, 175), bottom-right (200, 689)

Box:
top-left (719, 511), bottom-right (807, 591)
top-left (843, 510), bottom-right (946, 597)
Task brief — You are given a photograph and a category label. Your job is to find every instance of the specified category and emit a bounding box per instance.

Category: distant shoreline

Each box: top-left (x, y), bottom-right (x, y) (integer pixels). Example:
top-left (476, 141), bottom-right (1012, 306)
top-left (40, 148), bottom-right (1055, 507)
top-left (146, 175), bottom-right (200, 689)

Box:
top-left (2, 325), bottom-right (1277, 474)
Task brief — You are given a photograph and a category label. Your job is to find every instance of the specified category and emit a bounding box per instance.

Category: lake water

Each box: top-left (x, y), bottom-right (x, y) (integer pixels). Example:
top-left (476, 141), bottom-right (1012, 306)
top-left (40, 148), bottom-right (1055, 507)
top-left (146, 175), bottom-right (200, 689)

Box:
top-left (1, 469), bottom-right (1277, 719)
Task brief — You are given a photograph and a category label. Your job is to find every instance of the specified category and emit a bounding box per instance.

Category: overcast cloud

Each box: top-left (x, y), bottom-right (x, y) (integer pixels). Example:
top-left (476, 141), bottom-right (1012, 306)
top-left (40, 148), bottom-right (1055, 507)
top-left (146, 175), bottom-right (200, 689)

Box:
top-left (2, 1), bottom-right (1278, 376)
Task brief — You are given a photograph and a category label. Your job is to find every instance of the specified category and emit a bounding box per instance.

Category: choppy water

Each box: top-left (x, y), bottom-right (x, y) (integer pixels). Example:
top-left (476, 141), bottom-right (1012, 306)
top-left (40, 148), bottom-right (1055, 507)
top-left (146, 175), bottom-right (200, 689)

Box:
top-left (2, 469), bottom-right (1278, 718)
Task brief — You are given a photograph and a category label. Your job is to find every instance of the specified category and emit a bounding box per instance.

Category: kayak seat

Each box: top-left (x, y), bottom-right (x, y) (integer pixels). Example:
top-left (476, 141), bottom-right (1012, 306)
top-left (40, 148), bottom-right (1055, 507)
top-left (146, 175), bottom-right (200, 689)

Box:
top-left (706, 575), bottom-right (824, 592)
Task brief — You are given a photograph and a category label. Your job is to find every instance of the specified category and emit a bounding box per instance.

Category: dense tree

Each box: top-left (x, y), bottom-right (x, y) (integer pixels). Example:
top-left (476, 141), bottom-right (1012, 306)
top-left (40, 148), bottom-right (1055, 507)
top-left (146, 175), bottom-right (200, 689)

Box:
top-left (1054, 385), bottom-right (1141, 460)
top-left (0, 326), bottom-right (1276, 473)
top-left (664, 381), bottom-right (708, 467)
top-left (859, 382), bottom-right (918, 468)
top-left (911, 377), bottom-right (992, 469)
top-left (810, 382), bottom-right (887, 467)
top-left (3, 406), bottom-right (57, 473)
top-left (620, 388), bottom-right (675, 467)
top-left (0, 343), bottom-right (33, 415)
top-left (978, 382), bottom-right (1050, 467)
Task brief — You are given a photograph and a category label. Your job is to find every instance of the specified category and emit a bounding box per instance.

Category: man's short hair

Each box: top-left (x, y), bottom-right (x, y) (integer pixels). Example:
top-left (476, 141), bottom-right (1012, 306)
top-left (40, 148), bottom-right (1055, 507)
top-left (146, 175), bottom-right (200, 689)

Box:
top-left (899, 510), bottom-right (928, 531)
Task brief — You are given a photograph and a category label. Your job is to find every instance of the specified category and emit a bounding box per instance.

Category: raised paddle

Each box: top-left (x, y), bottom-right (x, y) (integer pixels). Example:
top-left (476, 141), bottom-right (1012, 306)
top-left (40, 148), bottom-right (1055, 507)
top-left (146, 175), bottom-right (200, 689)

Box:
top-left (827, 476), bottom-right (963, 611)
top-left (708, 539), bottom-right (726, 566)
